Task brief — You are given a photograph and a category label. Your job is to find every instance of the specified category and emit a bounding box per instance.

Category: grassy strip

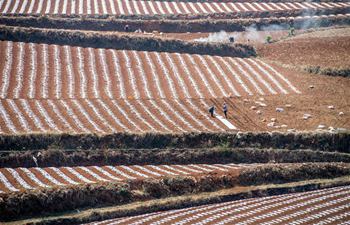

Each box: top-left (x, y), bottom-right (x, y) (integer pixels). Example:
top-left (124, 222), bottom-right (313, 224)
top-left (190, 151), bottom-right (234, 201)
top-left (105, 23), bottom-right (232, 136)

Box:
top-left (0, 25), bottom-right (255, 57)
top-left (9, 176), bottom-right (350, 225)
top-left (304, 66), bottom-right (350, 77)
top-left (1, 148), bottom-right (350, 168)
top-left (0, 163), bottom-right (349, 221)
top-left (0, 8), bottom-right (349, 32)
top-left (0, 132), bottom-right (349, 152)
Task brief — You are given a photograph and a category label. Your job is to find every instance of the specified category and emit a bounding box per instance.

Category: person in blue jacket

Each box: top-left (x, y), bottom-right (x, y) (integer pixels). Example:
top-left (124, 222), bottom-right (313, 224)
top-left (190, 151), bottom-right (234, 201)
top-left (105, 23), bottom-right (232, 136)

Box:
top-left (209, 105), bottom-right (215, 118)
top-left (223, 102), bottom-right (228, 118)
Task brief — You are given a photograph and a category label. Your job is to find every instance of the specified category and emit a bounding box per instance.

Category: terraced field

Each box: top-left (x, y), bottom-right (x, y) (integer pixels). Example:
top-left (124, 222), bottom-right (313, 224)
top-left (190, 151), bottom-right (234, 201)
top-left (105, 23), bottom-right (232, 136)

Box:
top-left (0, 0), bottom-right (348, 16)
top-left (0, 0), bottom-right (349, 224)
top-left (0, 41), bottom-right (299, 100)
top-left (0, 98), bottom-right (240, 133)
top-left (87, 185), bottom-right (350, 225)
top-left (0, 40), bottom-right (302, 134)
top-left (0, 163), bottom-right (254, 193)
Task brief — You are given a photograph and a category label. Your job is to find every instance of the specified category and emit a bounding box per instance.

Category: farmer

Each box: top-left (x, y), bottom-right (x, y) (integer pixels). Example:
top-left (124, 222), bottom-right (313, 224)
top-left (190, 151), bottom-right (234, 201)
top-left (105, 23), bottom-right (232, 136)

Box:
top-left (289, 27), bottom-right (295, 36)
top-left (124, 24), bottom-right (129, 32)
top-left (223, 102), bottom-right (228, 118)
top-left (209, 105), bottom-right (215, 118)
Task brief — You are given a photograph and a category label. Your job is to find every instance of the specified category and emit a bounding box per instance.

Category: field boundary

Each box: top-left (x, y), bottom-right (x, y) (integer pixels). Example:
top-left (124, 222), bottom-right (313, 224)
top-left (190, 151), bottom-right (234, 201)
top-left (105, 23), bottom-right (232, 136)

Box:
top-left (1, 11), bottom-right (350, 33)
top-left (1, 148), bottom-right (350, 168)
top-left (0, 132), bottom-right (349, 152)
top-left (304, 65), bottom-right (350, 77)
top-left (0, 25), bottom-right (256, 57)
top-left (261, 58), bottom-right (350, 78)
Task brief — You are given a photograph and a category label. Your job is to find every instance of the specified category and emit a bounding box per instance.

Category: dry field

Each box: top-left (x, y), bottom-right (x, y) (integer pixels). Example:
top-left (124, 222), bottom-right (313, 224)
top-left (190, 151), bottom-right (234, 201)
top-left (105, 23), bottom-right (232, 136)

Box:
top-left (0, 0), bottom-right (348, 16)
top-left (0, 41), bottom-right (299, 100)
top-left (86, 185), bottom-right (350, 225)
top-left (258, 27), bottom-right (350, 69)
top-left (0, 1), bottom-right (349, 224)
top-left (0, 40), bottom-right (305, 134)
top-left (0, 38), bottom-right (349, 133)
top-left (0, 163), bottom-right (254, 193)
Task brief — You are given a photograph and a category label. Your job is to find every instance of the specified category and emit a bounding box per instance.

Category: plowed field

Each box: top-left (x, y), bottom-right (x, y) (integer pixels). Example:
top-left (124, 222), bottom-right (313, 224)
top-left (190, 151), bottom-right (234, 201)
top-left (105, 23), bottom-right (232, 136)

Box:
top-left (0, 1), bottom-right (349, 224)
top-left (0, 41), bottom-right (300, 100)
top-left (258, 27), bottom-right (350, 69)
top-left (1, 0), bottom-right (348, 16)
top-left (0, 40), bottom-right (305, 134)
top-left (0, 39), bottom-right (349, 134)
top-left (0, 163), bottom-right (254, 193)
top-left (0, 98), bottom-right (261, 133)
top-left (86, 185), bottom-right (350, 225)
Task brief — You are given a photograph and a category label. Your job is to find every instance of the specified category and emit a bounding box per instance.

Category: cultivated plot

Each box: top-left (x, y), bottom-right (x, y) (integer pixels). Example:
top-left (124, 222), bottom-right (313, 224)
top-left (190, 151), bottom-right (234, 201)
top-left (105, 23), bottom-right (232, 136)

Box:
top-left (0, 0), bottom-right (349, 16)
top-left (0, 41), bottom-right (300, 100)
top-left (0, 163), bottom-right (254, 193)
top-left (0, 98), bottom-right (245, 134)
top-left (86, 185), bottom-right (350, 225)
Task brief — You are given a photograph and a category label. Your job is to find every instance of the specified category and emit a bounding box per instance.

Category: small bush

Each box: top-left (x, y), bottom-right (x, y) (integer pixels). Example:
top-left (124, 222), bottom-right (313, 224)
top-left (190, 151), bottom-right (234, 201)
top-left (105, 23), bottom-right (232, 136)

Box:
top-left (265, 35), bottom-right (272, 43)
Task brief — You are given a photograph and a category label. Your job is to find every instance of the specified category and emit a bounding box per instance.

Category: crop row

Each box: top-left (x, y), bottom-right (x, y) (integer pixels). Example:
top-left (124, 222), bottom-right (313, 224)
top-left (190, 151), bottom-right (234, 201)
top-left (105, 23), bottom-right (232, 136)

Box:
top-left (88, 185), bottom-right (350, 225)
top-left (0, 41), bottom-right (300, 100)
top-left (0, 163), bottom-right (253, 193)
top-left (0, 0), bottom-right (349, 16)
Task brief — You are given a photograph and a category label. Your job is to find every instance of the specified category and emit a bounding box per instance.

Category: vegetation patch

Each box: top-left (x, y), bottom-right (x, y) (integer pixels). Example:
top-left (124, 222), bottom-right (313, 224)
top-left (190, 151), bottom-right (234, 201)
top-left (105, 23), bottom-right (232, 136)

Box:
top-left (1, 148), bottom-right (350, 168)
top-left (0, 8), bottom-right (349, 33)
top-left (0, 132), bottom-right (349, 152)
top-left (304, 66), bottom-right (350, 77)
top-left (0, 25), bottom-right (256, 57)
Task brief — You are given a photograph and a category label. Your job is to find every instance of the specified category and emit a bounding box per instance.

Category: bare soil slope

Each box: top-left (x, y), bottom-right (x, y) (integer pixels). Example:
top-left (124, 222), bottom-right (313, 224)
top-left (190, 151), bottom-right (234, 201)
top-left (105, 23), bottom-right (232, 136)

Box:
top-left (257, 27), bottom-right (350, 71)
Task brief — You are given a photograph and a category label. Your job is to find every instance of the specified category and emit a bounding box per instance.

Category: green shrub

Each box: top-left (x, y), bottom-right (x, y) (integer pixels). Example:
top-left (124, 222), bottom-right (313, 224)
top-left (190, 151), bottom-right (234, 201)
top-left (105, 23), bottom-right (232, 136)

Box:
top-left (266, 35), bottom-right (272, 43)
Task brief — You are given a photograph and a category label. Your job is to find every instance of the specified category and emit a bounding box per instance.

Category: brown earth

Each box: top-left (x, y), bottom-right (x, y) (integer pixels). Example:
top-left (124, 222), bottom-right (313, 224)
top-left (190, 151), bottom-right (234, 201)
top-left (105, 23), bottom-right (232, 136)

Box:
top-left (231, 69), bottom-right (350, 131)
top-left (257, 27), bottom-right (350, 70)
top-left (0, 39), bottom-right (349, 133)
top-left (0, 4), bottom-right (349, 225)
top-left (1, 0), bottom-right (347, 19)
top-left (0, 163), bottom-right (242, 193)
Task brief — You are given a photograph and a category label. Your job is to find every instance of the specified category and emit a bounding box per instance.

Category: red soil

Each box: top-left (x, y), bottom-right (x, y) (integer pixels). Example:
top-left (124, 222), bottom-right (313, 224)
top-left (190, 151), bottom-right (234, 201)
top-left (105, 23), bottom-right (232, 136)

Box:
top-left (257, 27), bottom-right (350, 69)
top-left (0, 163), bottom-right (244, 193)
top-left (0, 0), bottom-right (348, 16)
top-left (0, 32), bottom-right (348, 134)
